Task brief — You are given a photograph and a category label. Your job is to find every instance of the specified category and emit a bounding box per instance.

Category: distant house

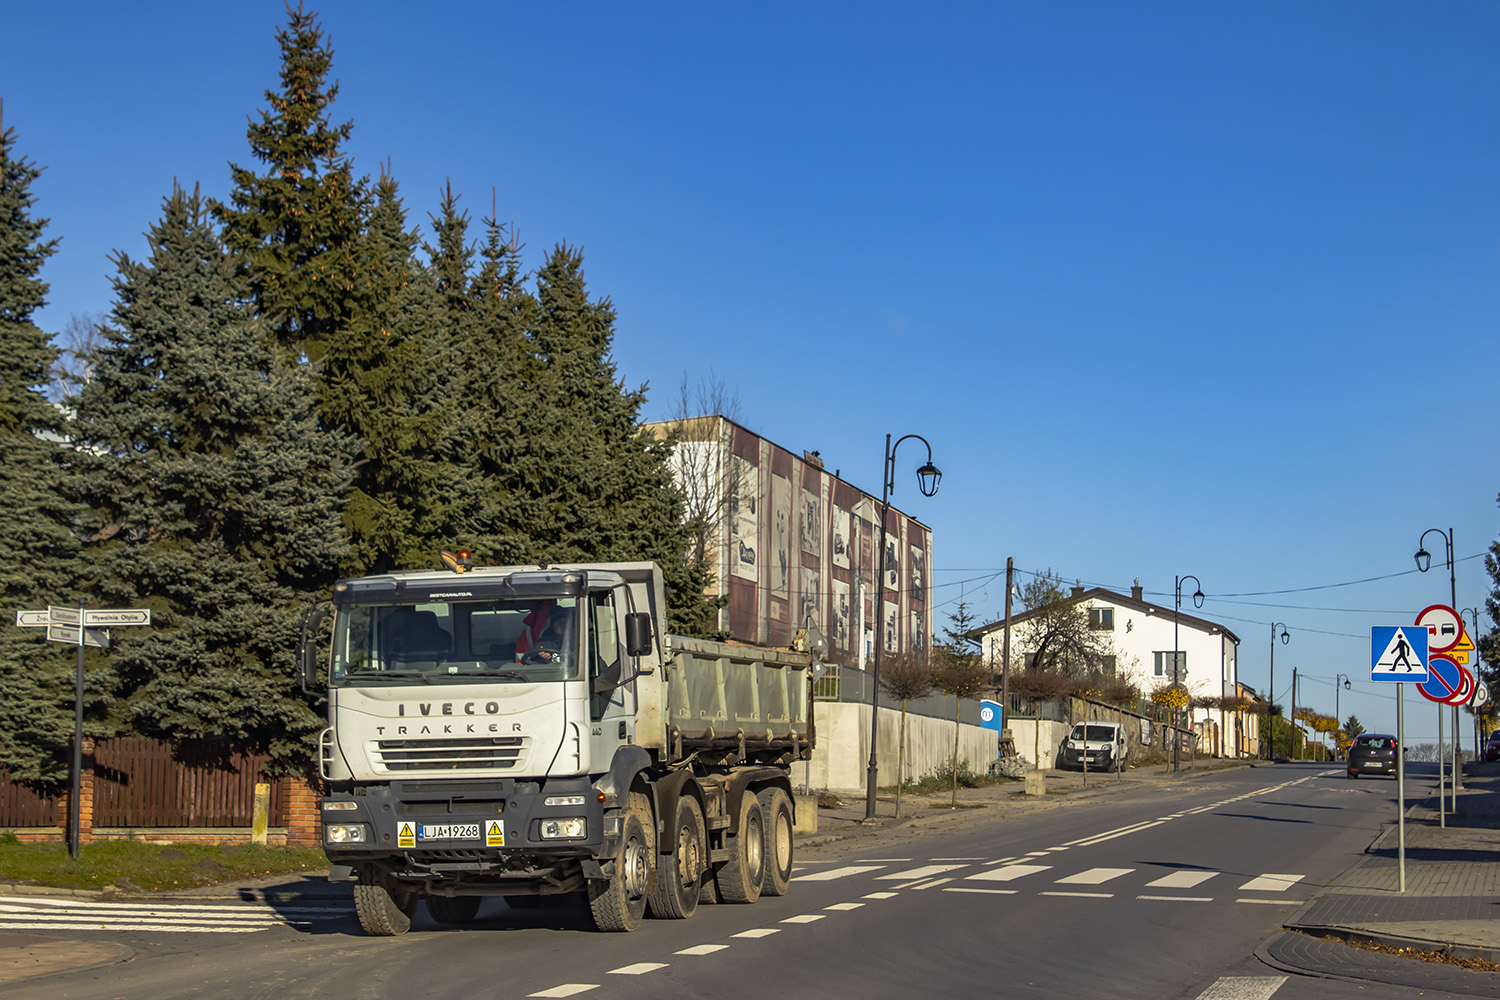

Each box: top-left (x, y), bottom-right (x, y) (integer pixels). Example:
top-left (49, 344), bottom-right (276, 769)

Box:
top-left (973, 580), bottom-right (1243, 755)
top-left (644, 415), bottom-right (933, 667)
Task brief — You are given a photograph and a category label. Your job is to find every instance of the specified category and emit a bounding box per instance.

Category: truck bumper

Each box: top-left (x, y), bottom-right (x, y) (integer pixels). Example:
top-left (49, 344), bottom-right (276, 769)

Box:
top-left (321, 777), bottom-right (614, 892)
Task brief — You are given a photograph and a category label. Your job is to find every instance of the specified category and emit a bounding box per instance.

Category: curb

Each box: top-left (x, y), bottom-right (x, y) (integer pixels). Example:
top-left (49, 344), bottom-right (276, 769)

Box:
top-left (1283, 921), bottom-right (1500, 966)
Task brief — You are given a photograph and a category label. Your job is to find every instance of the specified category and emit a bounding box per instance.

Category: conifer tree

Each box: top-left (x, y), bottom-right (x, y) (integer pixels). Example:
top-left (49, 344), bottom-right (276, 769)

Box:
top-left (214, 3), bottom-right (366, 362)
top-left (72, 184), bottom-right (354, 770)
top-left (0, 113), bottom-right (84, 781)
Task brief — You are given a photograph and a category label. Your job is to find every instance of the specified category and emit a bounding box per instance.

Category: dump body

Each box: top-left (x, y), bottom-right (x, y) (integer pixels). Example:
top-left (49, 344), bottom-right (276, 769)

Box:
top-left (302, 560), bottom-right (815, 934)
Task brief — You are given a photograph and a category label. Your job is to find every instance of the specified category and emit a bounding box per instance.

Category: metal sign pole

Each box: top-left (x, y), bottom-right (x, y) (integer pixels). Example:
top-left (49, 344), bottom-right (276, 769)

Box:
top-left (69, 599), bottom-right (85, 860)
top-left (1397, 681), bottom-right (1406, 893)
top-left (1438, 701), bottom-right (1445, 828)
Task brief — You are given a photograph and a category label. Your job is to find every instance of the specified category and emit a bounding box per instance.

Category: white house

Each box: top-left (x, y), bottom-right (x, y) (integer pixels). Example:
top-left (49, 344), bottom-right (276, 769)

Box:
top-left (975, 580), bottom-right (1243, 756)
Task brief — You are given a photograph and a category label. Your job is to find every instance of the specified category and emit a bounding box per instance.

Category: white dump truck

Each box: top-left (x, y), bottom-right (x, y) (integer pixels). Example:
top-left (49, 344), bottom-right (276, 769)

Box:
top-left (298, 559), bottom-right (817, 935)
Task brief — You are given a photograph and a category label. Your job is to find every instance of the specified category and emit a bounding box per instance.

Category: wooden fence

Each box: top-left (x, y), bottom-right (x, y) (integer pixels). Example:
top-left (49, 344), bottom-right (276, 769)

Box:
top-left (1, 737), bottom-right (289, 829)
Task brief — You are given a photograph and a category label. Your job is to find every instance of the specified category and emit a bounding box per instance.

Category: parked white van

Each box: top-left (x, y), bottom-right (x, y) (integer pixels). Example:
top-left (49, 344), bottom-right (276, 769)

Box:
top-left (1058, 721), bottom-right (1129, 772)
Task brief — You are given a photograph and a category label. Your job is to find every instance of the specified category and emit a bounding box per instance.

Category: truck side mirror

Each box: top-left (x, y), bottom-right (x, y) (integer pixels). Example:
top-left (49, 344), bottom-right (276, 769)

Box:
top-left (625, 613), bottom-right (653, 657)
top-left (299, 604), bottom-right (327, 692)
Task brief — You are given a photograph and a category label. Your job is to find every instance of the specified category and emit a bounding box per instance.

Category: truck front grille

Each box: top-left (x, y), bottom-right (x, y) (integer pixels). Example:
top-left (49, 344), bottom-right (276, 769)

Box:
top-left (372, 737), bottom-right (527, 771)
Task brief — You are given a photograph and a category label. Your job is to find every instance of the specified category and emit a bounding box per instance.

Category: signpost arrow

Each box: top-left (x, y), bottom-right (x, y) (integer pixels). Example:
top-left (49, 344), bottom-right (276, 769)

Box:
top-left (46, 624), bottom-right (109, 649)
top-left (15, 610), bottom-right (51, 627)
top-left (82, 609), bottom-right (151, 627)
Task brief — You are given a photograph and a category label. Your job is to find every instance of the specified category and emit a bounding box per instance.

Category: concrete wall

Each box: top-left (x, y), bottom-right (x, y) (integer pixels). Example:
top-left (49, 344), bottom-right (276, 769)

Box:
top-left (801, 702), bottom-right (997, 791)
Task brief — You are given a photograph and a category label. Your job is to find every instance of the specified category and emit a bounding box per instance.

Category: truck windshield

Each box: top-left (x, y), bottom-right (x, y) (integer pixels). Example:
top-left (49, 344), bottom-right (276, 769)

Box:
top-left (332, 597), bottom-right (581, 686)
top-left (1071, 725), bottom-right (1118, 742)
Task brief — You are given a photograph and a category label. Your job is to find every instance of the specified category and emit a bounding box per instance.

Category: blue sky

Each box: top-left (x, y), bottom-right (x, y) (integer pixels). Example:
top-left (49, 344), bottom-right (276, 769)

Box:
top-left (5, 2), bottom-right (1498, 741)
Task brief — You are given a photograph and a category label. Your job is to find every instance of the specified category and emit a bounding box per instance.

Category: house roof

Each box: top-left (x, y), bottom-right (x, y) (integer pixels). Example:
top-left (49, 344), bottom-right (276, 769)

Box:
top-left (970, 586), bottom-right (1241, 646)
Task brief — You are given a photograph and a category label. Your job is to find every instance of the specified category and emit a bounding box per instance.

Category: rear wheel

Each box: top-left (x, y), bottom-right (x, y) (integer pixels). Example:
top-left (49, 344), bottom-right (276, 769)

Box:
top-left (716, 791), bottom-right (765, 903)
top-left (426, 895), bottom-right (481, 924)
top-left (588, 791), bottom-right (654, 932)
top-left (354, 874), bottom-right (417, 936)
top-left (757, 786), bottom-right (793, 897)
top-left (648, 796), bottom-right (705, 919)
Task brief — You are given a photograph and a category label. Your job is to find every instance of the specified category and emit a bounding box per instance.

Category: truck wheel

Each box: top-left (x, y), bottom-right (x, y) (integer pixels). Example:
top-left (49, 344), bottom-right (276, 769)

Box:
top-left (717, 791), bottom-right (764, 903)
top-left (757, 787), bottom-right (793, 897)
top-left (354, 877), bottom-right (417, 936)
top-left (588, 791), bottom-right (654, 932)
top-left (426, 895), bottom-right (481, 924)
top-left (648, 795), bottom-right (705, 919)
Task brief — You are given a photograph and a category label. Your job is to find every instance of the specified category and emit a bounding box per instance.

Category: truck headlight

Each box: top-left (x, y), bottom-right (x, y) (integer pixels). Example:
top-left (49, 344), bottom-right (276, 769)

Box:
top-left (322, 800), bottom-right (358, 811)
top-left (539, 818), bottom-right (586, 839)
top-left (544, 795), bottom-right (586, 807)
top-left (325, 823), bottom-right (370, 844)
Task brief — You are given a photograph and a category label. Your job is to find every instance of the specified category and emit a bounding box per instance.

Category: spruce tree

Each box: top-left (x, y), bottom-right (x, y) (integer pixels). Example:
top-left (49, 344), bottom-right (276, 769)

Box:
top-left (0, 114), bottom-right (84, 781)
top-left (71, 184), bottom-right (354, 770)
top-left (523, 244), bottom-right (719, 635)
top-left (214, 3), bottom-right (366, 362)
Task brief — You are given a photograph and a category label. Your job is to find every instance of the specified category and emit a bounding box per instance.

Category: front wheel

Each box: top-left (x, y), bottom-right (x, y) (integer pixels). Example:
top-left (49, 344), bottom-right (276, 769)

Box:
top-left (588, 791), bottom-right (654, 932)
top-left (757, 786), bottom-right (793, 897)
top-left (354, 875), bottom-right (417, 936)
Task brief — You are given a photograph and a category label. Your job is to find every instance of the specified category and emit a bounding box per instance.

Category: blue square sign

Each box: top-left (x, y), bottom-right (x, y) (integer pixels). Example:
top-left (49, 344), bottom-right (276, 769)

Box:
top-left (1371, 625), bottom-right (1429, 682)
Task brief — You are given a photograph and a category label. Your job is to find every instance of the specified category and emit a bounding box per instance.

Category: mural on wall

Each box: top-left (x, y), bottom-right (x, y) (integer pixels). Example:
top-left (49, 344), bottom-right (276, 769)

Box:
top-left (730, 455), bottom-right (759, 582)
top-left (771, 474), bottom-right (791, 599)
top-left (883, 532), bottom-right (900, 591)
top-left (799, 567), bottom-right (819, 632)
top-left (800, 487), bottom-right (820, 556)
top-left (911, 611), bottom-right (925, 653)
top-left (884, 600), bottom-right (900, 654)
top-left (832, 579), bottom-right (851, 647)
top-left (831, 505), bottom-right (850, 570)
top-left (909, 545), bottom-right (925, 605)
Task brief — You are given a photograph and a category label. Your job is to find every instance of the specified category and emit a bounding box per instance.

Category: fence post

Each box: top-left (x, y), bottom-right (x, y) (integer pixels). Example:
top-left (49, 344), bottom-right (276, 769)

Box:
top-left (251, 783), bottom-right (270, 845)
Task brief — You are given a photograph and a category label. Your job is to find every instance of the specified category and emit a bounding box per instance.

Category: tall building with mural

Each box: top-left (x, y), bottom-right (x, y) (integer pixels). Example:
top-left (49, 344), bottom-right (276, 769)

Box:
top-left (645, 416), bottom-right (933, 667)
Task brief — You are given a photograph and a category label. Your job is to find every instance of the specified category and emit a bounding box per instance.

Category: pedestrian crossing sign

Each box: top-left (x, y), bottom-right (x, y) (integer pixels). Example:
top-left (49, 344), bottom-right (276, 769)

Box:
top-left (1371, 625), bottom-right (1429, 682)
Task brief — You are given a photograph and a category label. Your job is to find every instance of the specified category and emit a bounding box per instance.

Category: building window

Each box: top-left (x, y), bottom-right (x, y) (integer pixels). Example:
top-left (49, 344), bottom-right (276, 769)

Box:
top-left (1153, 651), bottom-right (1187, 679)
top-left (1100, 654), bottom-right (1116, 676)
top-left (1089, 608), bottom-right (1114, 631)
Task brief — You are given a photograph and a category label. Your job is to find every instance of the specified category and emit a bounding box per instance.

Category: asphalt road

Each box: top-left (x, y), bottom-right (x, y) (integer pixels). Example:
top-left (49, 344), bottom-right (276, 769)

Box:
top-left (5, 763), bottom-right (1454, 1000)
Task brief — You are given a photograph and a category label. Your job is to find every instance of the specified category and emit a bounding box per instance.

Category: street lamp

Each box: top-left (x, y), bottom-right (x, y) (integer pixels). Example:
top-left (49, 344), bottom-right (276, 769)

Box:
top-left (1172, 575), bottom-right (1204, 773)
top-left (1268, 622), bottom-right (1289, 761)
top-left (1335, 673), bottom-right (1351, 759)
top-left (865, 433), bottom-right (941, 822)
top-left (1414, 527), bottom-right (1456, 607)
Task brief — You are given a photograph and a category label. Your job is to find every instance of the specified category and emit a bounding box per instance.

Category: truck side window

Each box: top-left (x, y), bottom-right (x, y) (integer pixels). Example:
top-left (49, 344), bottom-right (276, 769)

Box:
top-left (590, 591), bottom-right (624, 720)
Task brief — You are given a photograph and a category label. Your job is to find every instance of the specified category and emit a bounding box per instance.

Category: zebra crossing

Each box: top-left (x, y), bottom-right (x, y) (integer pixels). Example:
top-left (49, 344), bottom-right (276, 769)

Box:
top-left (794, 858), bottom-right (1309, 904)
top-left (0, 894), bottom-right (347, 934)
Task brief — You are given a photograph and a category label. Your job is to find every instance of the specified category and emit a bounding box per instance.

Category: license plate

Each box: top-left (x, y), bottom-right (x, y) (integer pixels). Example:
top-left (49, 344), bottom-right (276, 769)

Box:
top-left (418, 823), bottom-right (481, 841)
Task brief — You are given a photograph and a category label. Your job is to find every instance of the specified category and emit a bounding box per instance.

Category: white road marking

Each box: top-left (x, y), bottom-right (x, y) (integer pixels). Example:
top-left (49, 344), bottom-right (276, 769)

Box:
top-left (0, 920), bottom-right (272, 933)
top-left (862, 892), bottom-right (898, 899)
top-left (933, 857), bottom-right (985, 861)
top-left (1071, 821), bottom-right (1165, 847)
top-left (1055, 867), bottom-right (1133, 886)
top-left (529, 986), bottom-right (596, 998)
top-left (796, 865), bottom-right (885, 881)
top-left (824, 902), bottom-right (864, 911)
top-left (675, 944), bottom-right (727, 955)
top-left (608, 963), bottom-right (667, 975)
top-left (1236, 898), bottom-right (1303, 905)
top-left (943, 887), bottom-right (1018, 895)
top-left (908, 878), bottom-right (954, 890)
top-left (1040, 891), bottom-right (1113, 898)
top-left (732, 928), bottom-right (780, 938)
top-left (967, 863), bottom-right (1050, 882)
top-left (1136, 895), bottom-right (1212, 902)
top-left (1145, 870), bottom-right (1217, 889)
top-left (780, 914), bottom-right (825, 923)
top-left (1238, 874), bottom-right (1303, 892)
top-left (1192, 975), bottom-right (1286, 1000)
top-left (876, 864), bottom-right (965, 881)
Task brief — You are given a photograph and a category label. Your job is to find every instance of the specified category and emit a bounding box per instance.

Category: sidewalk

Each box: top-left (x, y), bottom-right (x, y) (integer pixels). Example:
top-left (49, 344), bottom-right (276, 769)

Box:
top-left (1264, 760), bottom-right (1500, 992)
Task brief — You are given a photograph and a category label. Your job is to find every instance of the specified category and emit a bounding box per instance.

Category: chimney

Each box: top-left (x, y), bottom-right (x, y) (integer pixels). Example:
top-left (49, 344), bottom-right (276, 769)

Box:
top-left (1131, 577), bottom-right (1143, 601)
top-left (1070, 579), bottom-right (1085, 598)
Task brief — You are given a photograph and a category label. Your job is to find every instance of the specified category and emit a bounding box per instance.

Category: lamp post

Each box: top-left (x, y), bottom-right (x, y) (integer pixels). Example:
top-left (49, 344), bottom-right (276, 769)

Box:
top-left (864, 433), bottom-right (941, 822)
top-left (1415, 527), bottom-right (1457, 808)
top-left (1335, 673), bottom-right (1351, 760)
top-left (1172, 575), bottom-right (1204, 773)
top-left (1268, 622), bottom-right (1289, 760)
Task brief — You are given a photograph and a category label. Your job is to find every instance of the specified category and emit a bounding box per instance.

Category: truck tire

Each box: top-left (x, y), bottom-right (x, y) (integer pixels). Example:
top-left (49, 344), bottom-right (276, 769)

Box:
top-left (716, 791), bottom-right (765, 903)
top-left (426, 895), bottom-right (481, 924)
top-left (354, 876), bottom-right (417, 936)
top-left (588, 791), bottom-right (654, 932)
top-left (648, 795), bottom-right (705, 919)
top-left (757, 786), bottom-right (793, 897)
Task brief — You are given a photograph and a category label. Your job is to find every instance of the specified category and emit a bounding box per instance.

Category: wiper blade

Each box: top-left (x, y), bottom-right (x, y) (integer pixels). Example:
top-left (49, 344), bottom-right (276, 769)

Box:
top-left (344, 670), bottom-right (435, 685)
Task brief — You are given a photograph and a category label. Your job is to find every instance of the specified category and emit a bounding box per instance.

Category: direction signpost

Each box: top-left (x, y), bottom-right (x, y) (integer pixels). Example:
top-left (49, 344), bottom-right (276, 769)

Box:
top-left (1371, 625), bottom-right (1427, 893)
top-left (16, 603), bottom-right (151, 859)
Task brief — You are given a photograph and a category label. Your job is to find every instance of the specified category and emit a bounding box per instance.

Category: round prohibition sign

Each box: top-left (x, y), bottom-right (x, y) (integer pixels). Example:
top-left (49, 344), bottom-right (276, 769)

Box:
top-left (1415, 604), bottom-right (1464, 654)
top-left (1417, 654), bottom-right (1463, 704)
top-left (1449, 665), bottom-right (1476, 706)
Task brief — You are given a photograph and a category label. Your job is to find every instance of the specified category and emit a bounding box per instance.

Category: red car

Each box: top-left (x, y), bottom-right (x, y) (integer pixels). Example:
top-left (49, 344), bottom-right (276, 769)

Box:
top-left (1486, 731), bottom-right (1500, 763)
